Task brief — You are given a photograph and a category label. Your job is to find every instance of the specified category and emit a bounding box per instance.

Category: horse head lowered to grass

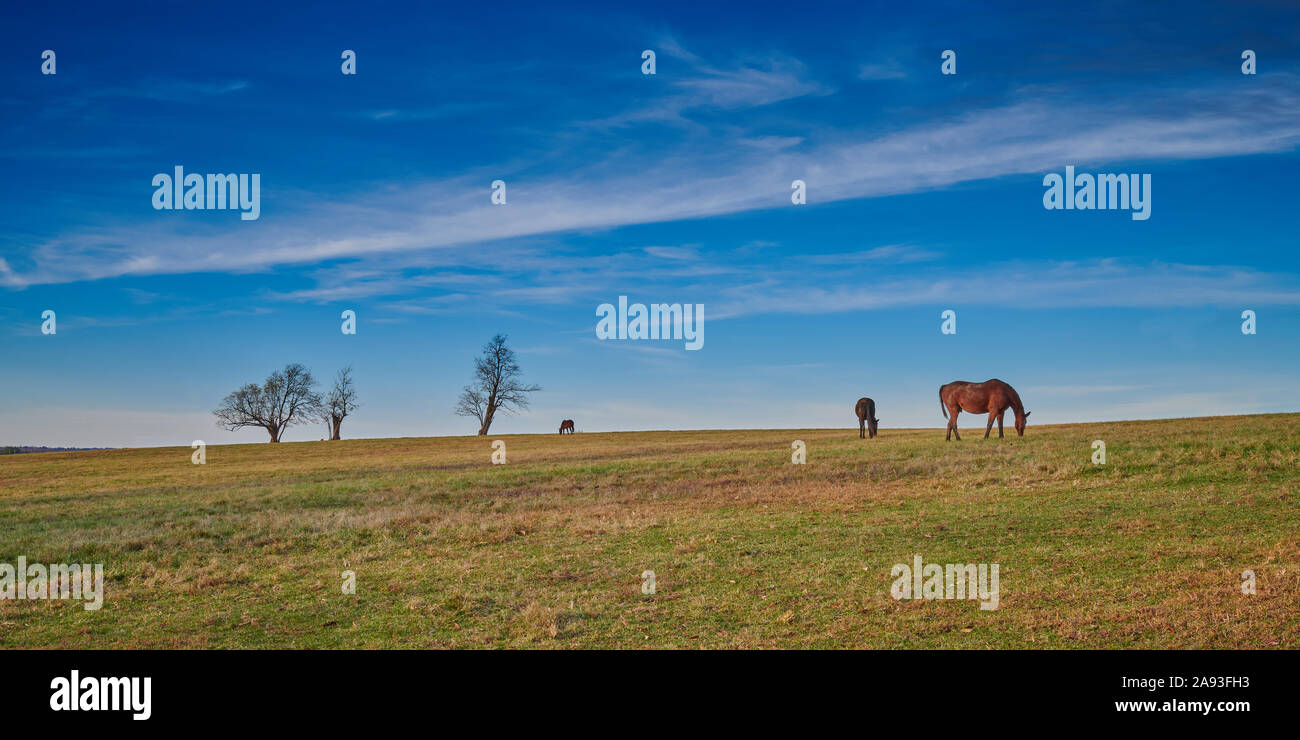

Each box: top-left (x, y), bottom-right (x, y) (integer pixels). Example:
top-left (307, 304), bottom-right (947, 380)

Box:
top-left (855, 397), bottom-right (879, 439)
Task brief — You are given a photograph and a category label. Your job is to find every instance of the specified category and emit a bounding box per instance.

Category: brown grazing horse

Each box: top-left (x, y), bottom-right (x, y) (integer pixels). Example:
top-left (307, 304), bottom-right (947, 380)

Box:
top-left (940, 379), bottom-right (1030, 440)
top-left (855, 397), bottom-right (879, 439)
top-left (558, 419), bottom-right (575, 434)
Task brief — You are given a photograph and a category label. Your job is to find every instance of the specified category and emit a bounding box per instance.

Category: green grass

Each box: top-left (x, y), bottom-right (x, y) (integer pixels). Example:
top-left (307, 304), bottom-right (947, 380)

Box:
top-left (1, 414), bottom-right (1298, 648)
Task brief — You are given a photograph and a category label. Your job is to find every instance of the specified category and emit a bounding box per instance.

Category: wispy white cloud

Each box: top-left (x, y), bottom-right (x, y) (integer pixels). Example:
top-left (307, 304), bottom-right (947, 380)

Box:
top-left (670, 60), bottom-right (830, 110)
top-left (737, 135), bottom-right (805, 150)
top-left (643, 245), bottom-right (699, 260)
top-left (290, 250), bottom-right (1300, 322)
top-left (858, 61), bottom-right (908, 80)
top-left (707, 259), bottom-right (1300, 319)
top-left (36, 79), bottom-right (250, 117)
top-left (5, 75), bottom-right (1300, 290)
top-left (137, 79), bottom-right (249, 100)
top-left (360, 101), bottom-right (501, 122)
top-left (586, 38), bottom-right (831, 128)
top-left (803, 244), bottom-right (941, 265)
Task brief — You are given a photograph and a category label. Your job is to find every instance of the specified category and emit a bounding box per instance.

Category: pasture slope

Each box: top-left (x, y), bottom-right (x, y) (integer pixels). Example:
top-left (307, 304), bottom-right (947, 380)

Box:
top-left (1, 414), bottom-right (1297, 649)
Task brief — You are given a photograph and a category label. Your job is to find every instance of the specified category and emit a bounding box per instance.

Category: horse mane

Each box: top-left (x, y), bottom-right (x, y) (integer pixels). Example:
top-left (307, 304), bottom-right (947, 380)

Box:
top-left (1004, 384), bottom-right (1026, 415)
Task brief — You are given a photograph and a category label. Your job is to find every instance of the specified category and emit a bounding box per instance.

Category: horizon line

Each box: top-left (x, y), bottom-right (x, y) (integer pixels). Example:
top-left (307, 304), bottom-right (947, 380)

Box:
top-left (4, 410), bottom-right (1294, 455)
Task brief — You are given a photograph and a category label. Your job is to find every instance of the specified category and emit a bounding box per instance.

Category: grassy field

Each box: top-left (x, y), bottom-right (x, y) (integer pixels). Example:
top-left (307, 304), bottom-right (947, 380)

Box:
top-left (2, 414), bottom-right (1298, 649)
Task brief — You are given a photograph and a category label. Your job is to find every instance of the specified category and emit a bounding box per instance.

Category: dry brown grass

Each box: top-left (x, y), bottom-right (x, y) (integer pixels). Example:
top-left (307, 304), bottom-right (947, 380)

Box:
top-left (1, 415), bottom-right (1298, 648)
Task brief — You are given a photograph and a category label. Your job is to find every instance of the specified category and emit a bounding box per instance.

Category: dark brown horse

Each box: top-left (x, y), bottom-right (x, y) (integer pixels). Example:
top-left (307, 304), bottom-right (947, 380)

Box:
top-left (558, 419), bottom-right (575, 434)
top-left (855, 397), bottom-right (879, 439)
top-left (940, 379), bottom-right (1030, 440)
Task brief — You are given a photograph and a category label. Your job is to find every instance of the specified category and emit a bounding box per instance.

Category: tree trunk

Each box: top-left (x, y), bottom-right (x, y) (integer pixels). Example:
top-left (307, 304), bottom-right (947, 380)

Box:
top-left (331, 416), bottom-right (342, 441)
top-left (267, 425), bottom-right (280, 442)
top-left (478, 405), bottom-right (496, 435)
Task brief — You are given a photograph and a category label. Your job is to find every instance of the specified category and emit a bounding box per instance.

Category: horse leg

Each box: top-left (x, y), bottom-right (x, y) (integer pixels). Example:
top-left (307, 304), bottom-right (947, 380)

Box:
top-left (997, 411), bottom-right (1005, 438)
top-left (947, 408), bottom-right (961, 441)
top-left (859, 418), bottom-right (865, 439)
top-left (984, 411), bottom-right (996, 439)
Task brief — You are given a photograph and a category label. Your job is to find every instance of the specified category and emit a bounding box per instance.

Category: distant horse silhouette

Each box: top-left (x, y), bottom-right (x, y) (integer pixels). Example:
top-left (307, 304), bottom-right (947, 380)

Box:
top-left (855, 397), bottom-right (879, 439)
top-left (559, 419), bottom-right (575, 434)
top-left (940, 379), bottom-right (1030, 440)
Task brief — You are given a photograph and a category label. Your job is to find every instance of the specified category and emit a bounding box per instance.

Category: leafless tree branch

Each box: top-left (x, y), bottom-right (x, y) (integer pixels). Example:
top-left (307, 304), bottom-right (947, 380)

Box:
top-left (214, 363), bottom-right (321, 442)
top-left (453, 334), bottom-right (540, 435)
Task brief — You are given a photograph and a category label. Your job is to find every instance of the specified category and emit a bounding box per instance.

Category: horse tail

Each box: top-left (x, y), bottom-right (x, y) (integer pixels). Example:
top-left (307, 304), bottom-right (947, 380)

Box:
top-left (940, 389), bottom-right (948, 418)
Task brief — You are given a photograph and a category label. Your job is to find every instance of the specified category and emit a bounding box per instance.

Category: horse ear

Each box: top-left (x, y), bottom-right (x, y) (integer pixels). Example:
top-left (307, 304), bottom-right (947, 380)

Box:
top-left (1024, 411), bottom-right (1031, 417)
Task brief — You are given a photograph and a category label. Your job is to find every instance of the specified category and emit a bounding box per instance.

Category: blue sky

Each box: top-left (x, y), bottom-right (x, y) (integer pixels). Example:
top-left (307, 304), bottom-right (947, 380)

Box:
top-left (2, 1), bottom-right (1298, 447)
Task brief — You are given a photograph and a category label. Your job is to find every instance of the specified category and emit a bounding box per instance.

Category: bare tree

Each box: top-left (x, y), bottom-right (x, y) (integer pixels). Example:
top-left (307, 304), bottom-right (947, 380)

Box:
top-left (214, 363), bottom-right (320, 442)
top-left (319, 366), bottom-right (359, 440)
top-left (454, 334), bottom-right (541, 435)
